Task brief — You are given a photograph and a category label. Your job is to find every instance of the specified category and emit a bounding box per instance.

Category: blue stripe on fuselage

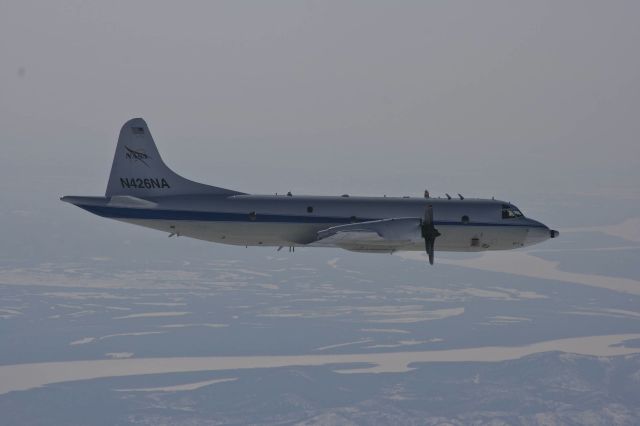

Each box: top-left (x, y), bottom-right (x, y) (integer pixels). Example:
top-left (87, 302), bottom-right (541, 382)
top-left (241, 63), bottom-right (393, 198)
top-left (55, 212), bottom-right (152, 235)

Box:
top-left (77, 204), bottom-right (546, 228)
top-left (80, 204), bottom-right (349, 224)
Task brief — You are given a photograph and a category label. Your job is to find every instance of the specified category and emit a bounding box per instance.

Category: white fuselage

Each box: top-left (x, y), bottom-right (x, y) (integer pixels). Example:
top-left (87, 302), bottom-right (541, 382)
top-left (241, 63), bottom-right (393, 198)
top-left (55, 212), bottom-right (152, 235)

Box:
top-left (64, 194), bottom-right (553, 253)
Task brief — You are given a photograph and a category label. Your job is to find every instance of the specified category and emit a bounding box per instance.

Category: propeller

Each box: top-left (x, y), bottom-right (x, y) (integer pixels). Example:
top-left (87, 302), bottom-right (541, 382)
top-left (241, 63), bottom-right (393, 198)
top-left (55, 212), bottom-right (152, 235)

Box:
top-left (420, 205), bottom-right (441, 265)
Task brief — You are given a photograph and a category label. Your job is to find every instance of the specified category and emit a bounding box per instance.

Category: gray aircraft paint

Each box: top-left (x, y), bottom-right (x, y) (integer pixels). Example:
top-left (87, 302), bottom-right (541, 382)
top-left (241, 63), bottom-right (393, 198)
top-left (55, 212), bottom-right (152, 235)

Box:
top-left (62, 119), bottom-right (558, 262)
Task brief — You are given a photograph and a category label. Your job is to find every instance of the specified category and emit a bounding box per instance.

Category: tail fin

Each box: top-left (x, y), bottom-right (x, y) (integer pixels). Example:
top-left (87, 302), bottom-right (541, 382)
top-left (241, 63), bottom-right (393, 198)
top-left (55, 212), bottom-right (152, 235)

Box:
top-left (106, 118), bottom-right (243, 197)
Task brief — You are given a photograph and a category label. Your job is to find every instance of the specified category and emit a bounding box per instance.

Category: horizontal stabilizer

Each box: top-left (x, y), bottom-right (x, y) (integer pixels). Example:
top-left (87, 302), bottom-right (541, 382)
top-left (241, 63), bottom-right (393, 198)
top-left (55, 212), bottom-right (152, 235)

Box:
top-left (60, 195), bottom-right (157, 209)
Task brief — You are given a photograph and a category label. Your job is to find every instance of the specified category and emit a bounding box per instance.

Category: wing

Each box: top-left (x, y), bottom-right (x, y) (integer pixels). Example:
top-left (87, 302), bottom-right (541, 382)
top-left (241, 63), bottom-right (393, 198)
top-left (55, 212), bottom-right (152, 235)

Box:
top-left (309, 218), bottom-right (421, 252)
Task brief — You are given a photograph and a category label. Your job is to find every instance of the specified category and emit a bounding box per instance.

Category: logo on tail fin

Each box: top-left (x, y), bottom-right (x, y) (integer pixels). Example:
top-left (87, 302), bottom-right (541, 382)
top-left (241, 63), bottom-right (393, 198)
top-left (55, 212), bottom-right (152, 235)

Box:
top-left (125, 146), bottom-right (151, 167)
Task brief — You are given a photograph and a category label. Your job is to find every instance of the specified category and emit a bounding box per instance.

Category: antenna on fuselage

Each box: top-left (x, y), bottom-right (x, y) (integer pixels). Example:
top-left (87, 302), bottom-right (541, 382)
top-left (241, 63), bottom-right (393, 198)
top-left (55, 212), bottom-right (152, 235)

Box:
top-left (458, 193), bottom-right (464, 200)
top-left (445, 193), bottom-right (452, 200)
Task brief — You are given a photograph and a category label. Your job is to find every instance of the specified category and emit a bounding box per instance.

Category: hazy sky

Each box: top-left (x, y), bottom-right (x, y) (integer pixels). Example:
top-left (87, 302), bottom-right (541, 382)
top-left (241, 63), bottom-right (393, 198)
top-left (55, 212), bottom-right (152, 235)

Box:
top-left (1, 1), bottom-right (639, 202)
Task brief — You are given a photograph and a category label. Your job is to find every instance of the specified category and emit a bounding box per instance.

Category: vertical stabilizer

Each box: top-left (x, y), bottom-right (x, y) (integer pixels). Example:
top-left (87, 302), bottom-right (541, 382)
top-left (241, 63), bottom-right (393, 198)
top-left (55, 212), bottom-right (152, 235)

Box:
top-left (105, 118), bottom-right (243, 197)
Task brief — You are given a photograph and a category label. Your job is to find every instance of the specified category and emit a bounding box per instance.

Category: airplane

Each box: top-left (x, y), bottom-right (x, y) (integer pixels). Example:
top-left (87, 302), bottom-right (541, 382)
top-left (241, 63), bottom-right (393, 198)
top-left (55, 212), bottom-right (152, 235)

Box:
top-left (61, 118), bottom-right (559, 264)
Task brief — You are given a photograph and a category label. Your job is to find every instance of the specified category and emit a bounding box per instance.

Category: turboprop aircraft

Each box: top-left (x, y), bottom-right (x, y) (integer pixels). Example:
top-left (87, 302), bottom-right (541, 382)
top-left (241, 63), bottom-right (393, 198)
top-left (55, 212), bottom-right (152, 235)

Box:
top-left (61, 118), bottom-right (559, 264)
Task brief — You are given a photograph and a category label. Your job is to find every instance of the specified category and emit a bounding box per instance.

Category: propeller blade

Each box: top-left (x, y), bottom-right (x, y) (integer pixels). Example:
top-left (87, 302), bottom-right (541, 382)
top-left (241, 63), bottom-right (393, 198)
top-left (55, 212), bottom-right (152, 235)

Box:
top-left (421, 204), bottom-right (440, 265)
top-left (426, 238), bottom-right (436, 265)
top-left (426, 238), bottom-right (435, 265)
top-left (423, 204), bottom-right (433, 226)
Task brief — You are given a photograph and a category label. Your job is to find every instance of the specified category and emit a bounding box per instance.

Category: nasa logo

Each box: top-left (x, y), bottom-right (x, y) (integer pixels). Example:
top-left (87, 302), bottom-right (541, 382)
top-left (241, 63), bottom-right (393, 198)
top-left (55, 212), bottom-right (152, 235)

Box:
top-left (125, 146), bottom-right (151, 167)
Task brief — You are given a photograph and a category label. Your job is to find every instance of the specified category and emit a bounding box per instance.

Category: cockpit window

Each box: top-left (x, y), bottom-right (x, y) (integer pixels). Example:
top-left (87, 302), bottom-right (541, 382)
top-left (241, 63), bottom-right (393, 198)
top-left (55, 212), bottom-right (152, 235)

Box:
top-left (502, 204), bottom-right (524, 219)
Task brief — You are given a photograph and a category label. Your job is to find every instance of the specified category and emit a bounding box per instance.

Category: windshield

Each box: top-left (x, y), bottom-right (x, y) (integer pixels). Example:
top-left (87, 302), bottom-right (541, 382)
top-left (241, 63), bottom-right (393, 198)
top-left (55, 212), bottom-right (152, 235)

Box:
top-left (502, 204), bottom-right (524, 219)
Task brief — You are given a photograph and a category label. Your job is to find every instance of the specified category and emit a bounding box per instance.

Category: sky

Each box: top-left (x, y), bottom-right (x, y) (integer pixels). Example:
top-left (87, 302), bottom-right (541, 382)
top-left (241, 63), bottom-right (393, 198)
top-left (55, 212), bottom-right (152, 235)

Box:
top-left (1, 0), bottom-right (639, 207)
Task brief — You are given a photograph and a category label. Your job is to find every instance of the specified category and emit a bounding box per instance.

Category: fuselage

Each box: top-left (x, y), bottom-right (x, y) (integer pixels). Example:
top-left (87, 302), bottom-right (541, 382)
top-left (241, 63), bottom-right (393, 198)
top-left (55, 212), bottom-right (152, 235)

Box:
top-left (63, 194), bottom-right (554, 253)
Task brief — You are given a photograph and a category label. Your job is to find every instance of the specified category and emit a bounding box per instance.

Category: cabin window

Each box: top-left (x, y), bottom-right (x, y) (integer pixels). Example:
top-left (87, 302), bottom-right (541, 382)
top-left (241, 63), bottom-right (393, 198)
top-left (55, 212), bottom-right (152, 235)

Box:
top-left (307, 206), bottom-right (314, 213)
top-left (501, 204), bottom-right (523, 219)
top-left (461, 215), bottom-right (469, 224)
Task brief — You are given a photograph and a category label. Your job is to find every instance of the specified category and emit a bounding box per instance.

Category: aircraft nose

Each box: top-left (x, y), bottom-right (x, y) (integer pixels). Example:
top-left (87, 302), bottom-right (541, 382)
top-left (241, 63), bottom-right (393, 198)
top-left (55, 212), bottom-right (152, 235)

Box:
top-left (522, 220), bottom-right (557, 247)
top-left (524, 227), bottom-right (549, 246)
